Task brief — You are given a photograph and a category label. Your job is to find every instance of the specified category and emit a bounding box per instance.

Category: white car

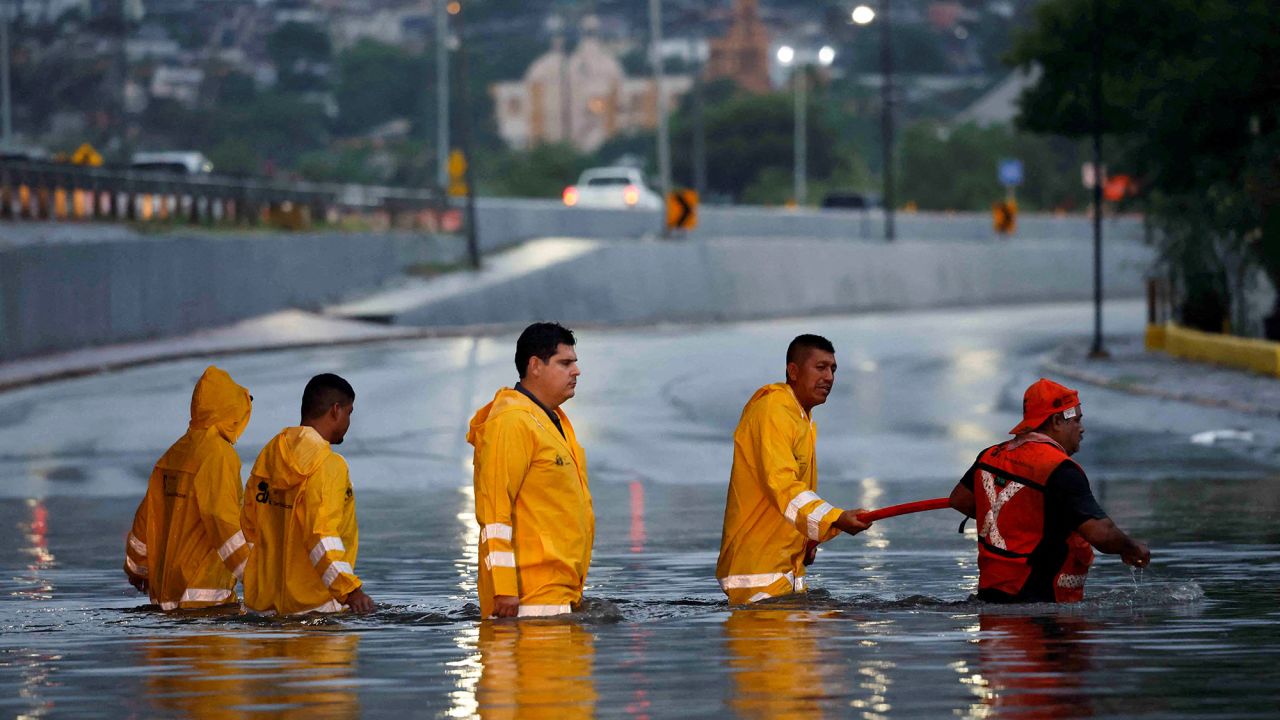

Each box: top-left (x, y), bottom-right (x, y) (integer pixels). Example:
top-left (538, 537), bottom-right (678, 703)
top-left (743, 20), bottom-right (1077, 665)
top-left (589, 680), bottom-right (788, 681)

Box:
top-left (562, 167), bottom-right (663, 210)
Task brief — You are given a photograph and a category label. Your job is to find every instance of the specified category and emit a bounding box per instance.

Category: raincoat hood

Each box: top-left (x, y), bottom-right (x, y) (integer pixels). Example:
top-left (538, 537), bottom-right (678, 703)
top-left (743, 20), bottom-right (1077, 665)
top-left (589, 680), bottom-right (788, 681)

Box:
top-left (467, 387), bottom-right (539, 447)
top-left (189, 366), bottom-right (252, 444)
top-left (253, 426), bottom-right (333, 490)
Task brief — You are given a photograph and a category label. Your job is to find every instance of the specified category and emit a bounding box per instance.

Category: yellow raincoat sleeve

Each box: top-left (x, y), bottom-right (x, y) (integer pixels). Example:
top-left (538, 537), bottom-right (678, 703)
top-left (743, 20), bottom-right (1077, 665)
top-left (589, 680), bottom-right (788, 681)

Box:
top-left (124, 490), bottom-right (151, 582)
top-left (240, 478), bottom-right (259, 548)
top-left (756, 402), bottom-right (844, 544)
top-left (192, 444), bottom-right (250, 581)
top-left (474, 415), bottom-right (531, 598)
top-left (302, 458), bottom-right (362, 602)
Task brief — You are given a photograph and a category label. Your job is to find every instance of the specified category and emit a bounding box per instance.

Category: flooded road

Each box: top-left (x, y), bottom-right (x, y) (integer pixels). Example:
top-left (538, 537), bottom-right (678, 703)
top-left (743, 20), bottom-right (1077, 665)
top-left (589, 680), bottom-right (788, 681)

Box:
top-left (4, 300), bottom-right (1279, 718)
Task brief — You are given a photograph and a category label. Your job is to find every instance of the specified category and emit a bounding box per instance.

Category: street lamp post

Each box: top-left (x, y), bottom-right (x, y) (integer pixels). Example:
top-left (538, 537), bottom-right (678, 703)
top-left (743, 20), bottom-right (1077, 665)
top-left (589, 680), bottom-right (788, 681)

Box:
top-left (777, 45), bottom-right (834, 207)
top-left (877, 0), bottom-right (895, 241)
top-left (649, 0), bottom-right (672, 224)
top-left (435, 0), bottom-right (450, 194)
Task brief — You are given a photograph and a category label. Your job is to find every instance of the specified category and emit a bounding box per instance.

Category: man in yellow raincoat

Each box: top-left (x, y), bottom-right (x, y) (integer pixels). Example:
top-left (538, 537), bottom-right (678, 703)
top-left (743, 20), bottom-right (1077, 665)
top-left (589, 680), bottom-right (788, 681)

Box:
top-left (468, 322), bottom-right (593, 619)
top-left (123, 366), bottom-right (252, 610)
top-left (717, 334), bottom-right (872, 604)
top-left (241, 373), bottom-right (374, 614)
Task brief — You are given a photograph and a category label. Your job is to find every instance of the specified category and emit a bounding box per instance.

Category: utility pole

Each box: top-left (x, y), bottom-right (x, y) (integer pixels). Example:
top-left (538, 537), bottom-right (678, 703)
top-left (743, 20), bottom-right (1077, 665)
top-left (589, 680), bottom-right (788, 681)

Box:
top-left (693, 69), bottom-right (707, 197)
top-left (649, 0), bottom-right (672, 231)
top-left (1089, 0), bottom-right (1107, 358)
top-left (794, 68), bottom-right (807, 206)
top-left (435, 0), bottom-right (449, 193)
top-left (454, 1), bottom-right (480, 270)
top-left (879, 0), bottom-right (895, 241)
top-left (1, 2), bottom-right (12, 146)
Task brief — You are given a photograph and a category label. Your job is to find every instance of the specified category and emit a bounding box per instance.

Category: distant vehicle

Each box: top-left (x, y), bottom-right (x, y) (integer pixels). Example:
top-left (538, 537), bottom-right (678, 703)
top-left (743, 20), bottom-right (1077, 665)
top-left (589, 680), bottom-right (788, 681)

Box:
top-left (563, 166), bottom-right (662, 210)
top-left (820, 191), bottom-right (879, 210)
top-left (129, 151), bottom-right (214, 175)
top-left (0, 145), bottom-right (51, 163)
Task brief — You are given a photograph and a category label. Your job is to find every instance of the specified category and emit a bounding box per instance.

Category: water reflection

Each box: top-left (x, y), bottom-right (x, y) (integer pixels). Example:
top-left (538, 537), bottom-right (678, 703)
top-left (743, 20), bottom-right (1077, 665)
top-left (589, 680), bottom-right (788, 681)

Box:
top-left (140, 631), bottom-right (361, 718)
top-left (475, 621), bottom-right (596, 719)
top-left (962, 614), bottom-right (1095, 719)
top-left (12, 498), bottom-right (54, 602)
top-left (724, 609), bottom-right (845, 719)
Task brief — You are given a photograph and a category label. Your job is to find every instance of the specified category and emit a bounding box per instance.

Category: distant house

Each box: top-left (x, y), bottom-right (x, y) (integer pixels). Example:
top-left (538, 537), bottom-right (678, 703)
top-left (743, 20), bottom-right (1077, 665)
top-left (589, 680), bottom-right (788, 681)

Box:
top-left (150, 66), bottom-right (206, 108)
top-left (952, 68), bottom-right (1040, 128)
top-left (491, 17), bottom-right (692, 153)
top-left (126, 24), bottom-right (180, 62)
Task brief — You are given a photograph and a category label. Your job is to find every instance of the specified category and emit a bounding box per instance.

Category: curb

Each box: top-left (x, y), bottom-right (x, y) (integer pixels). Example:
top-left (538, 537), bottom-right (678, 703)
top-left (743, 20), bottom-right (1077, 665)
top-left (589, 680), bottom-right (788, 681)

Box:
top-left (1040, 353), bottom-right (1280, 420)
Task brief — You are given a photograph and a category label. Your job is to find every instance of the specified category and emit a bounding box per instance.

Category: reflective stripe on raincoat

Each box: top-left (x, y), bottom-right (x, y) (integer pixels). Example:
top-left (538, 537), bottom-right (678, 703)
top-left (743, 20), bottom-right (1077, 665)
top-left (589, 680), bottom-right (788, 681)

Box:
top-left (717, 383), bottom-right (844, 604)
top-left (241, 426), bottom-right (361, 615)
top-left (123, 366), bottom-right (252, 610)
top-left (467, 388), bottom-right (594, 619)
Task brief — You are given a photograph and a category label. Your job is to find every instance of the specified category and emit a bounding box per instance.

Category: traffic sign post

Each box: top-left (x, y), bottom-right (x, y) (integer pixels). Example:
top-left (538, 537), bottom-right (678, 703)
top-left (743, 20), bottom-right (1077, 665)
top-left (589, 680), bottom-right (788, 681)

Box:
top-left (666, 189), bottom-right (698, 232)
top-left (998, 158), bottom-right (1023, 189)
top-left (447, 150), bottom-right (468, 198)
top-left (995, 159), bottom-right (1021, 236)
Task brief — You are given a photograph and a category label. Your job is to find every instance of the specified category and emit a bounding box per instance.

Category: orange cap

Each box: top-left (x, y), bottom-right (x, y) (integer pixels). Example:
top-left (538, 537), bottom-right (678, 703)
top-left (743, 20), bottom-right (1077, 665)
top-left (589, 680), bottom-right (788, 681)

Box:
top-left (1009, 378), bottom-right (1080, 435)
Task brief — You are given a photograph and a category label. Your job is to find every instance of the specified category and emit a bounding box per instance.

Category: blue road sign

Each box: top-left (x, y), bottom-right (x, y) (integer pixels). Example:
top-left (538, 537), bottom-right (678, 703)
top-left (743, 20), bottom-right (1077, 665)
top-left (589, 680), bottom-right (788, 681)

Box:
top-left (998, 159), bottom-right (1023, 187)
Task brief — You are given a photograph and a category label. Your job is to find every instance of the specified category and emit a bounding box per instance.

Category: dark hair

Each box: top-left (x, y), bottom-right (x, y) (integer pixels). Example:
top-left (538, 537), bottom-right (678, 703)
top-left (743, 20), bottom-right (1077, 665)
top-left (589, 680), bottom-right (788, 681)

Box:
top-left (786, 334), bottom-right (836, 365)
top-left (301, 373), bottom-right (355, 421)
top-left (515, 322), bottom-right (576, 378)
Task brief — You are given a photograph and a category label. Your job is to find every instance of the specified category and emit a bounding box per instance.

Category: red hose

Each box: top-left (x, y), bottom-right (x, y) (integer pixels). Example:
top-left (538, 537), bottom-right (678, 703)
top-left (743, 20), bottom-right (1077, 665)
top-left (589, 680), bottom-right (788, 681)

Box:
top-left (856, 497), bottom-right (951, 523)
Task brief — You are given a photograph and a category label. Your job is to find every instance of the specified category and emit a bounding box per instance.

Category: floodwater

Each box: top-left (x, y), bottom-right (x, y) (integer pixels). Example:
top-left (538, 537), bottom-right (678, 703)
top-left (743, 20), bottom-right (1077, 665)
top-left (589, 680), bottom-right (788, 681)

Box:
top-left (3, 300), bottom-right (1279, 718)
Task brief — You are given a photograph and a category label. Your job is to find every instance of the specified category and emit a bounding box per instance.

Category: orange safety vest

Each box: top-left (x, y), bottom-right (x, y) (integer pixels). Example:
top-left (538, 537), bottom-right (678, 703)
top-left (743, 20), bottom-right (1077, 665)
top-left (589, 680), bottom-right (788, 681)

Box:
top-left (973, 433), bottom-right (1094, 603)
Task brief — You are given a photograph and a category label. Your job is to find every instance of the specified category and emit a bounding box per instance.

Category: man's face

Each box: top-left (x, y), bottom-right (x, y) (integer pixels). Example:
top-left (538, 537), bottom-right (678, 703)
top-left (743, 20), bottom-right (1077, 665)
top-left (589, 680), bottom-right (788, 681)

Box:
top-left (787, 349), bottom-right (837, 411)
top-left (1058, 408), bottom-right (1084, 455)
top-left (528, 344), bottom-right (580, 407)
top-left (331, 400), bottom-right (354, 445)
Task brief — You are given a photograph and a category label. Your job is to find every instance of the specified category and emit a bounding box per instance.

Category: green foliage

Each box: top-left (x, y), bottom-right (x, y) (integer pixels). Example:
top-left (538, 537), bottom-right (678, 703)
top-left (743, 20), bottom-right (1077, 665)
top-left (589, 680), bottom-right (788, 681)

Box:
top-left (483, 143), bottom-right (594, 198)
top-left (334, 40), bottom-right (432, 137)
top-left (898, 121), bottom-right (1090, 212)
top-left (1011, 0), bottom-right (1280, 335)
top-left (267, 22), bottom-right (332, 93)
top-left (206, 138), bottom-right (259, 177)
top-left (670, 88), bottom-right (837, 203)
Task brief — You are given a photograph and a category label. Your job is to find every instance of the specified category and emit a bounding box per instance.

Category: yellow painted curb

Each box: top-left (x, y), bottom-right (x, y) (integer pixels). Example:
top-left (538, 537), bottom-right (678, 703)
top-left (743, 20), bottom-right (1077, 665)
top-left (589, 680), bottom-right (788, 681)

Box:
top-left (1147, 323), bottom-right (1280, 377)
top-left (1144, 323), bottom-right (1167, 351)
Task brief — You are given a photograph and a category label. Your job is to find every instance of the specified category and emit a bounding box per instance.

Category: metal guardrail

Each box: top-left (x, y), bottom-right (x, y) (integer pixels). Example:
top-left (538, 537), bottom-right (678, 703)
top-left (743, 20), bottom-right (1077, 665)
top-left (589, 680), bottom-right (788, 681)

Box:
top-left (0, 159), bottom-right (450, 230)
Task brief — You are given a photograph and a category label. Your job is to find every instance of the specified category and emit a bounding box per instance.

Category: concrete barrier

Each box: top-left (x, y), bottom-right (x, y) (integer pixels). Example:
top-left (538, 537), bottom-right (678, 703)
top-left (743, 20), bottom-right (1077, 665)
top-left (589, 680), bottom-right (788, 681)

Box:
top-left (0, 230), bottom-right (462, 361)
top-left (357, 235), bottom-right (1155, 329)
top-left (473, 197), bottom-right (1145, 251)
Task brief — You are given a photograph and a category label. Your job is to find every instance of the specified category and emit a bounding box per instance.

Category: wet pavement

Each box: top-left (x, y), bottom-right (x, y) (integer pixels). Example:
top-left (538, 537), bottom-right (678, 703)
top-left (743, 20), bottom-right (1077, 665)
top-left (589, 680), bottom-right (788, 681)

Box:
top-left (3, 299), bottom-right (1279, 718)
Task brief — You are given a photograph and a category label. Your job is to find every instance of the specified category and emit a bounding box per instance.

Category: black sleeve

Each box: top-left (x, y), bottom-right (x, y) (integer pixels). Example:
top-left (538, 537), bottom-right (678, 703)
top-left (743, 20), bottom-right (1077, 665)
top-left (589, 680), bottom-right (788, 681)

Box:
top-left (959, 450), bottom-right (986, 491)
top-left (1047, 462), bottom-right (1107, 530)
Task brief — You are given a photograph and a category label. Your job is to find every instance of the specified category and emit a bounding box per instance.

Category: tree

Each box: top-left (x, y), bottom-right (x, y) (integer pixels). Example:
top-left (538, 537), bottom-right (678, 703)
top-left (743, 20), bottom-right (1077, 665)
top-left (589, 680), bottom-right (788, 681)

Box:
top-left (334, 40), bottom-right (431, 137)
top-left (897, 121), bottom-right (1091, 212)
top-left (1008, 0), bottom-right (1280, 337)
top-left (670, 87), bottom-right (839, 203)
top-left (267, 22), bottom-right (332, 93)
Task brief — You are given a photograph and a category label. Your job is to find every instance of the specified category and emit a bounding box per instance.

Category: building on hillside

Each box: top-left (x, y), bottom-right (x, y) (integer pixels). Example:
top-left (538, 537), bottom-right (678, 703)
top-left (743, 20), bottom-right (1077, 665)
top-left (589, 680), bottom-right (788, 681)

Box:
top-left (704, 0), bottom-right (771, 94)
top-left (150, 65), bottom-right (205, 108)
top-left (490, 17), bottom-right (691, 153)
top-left (951, 68), bottom-right (1039, 127)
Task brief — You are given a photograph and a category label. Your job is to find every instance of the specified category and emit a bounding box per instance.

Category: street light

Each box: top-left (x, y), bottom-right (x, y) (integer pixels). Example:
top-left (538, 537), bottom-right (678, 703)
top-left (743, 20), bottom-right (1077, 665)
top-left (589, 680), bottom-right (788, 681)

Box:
top-left (851, 5), bottom-right (875, 25)
top-left (777, 44), bottom-right (835, 207)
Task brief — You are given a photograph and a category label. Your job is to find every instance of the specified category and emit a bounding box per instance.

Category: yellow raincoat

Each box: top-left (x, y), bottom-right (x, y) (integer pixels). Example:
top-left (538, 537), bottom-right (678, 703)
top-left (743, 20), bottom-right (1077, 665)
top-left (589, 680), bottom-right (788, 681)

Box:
top-left (241, 426), bottom-right (361, 614)
top-left (717, 383), bottom-right (845, 604)
top-left (467, 387), bottom-right (594, 618)
top-left (123, 366), bottom-right (252, 610)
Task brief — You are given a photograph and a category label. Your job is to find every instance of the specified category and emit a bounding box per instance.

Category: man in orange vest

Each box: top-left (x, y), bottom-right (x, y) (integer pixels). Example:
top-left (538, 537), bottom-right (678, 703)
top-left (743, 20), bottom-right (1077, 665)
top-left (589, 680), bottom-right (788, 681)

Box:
top-left (948, 378), bottom-right (1149, 603)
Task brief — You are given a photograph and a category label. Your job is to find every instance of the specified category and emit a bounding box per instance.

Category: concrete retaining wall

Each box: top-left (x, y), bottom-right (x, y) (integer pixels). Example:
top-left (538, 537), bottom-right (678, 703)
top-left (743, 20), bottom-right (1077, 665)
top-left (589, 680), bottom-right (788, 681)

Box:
top-left (388, 236), bottom-right (1156, 328)
top-left (0, 230), bottom-right (461, 361)
top-left (474, 197), bottom-right (1146, 250)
